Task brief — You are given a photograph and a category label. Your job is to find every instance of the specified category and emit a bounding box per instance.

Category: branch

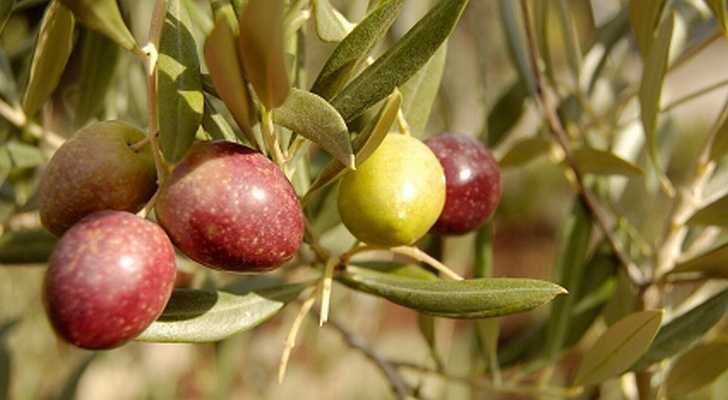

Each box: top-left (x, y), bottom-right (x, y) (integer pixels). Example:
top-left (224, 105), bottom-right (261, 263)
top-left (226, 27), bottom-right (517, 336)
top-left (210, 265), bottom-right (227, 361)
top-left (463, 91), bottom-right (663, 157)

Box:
top-left (0, 98), bottom-right (64, 149)
top-left (518, 0), bottom-right (645, 286)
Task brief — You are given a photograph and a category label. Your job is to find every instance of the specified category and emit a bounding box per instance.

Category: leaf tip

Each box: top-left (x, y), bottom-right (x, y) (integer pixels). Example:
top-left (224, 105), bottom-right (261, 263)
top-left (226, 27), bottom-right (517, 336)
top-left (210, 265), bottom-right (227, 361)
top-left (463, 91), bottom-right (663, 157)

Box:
top-left (347, 154), bottom-right (356, 170)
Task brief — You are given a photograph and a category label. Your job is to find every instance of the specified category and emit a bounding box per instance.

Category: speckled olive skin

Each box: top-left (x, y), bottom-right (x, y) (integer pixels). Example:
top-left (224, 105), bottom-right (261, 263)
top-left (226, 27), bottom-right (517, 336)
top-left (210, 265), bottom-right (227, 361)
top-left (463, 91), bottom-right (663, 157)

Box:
top-left (338, 134), bottom-right (446, 247)
top-left (425, 133), bottom-right (502, 235)
top-left (155, 141), bottom-right (304, 272)
top-left (44, 211), bottom-right (176, 350)
top-left (39, 121), bottom-right (157, 236)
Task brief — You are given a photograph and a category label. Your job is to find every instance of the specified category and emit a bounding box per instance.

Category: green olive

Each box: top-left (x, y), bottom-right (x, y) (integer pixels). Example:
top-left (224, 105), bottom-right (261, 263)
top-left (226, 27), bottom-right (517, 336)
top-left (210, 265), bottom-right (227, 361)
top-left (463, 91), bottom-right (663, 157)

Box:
top-left (338, 134), bottom-right (446, 247)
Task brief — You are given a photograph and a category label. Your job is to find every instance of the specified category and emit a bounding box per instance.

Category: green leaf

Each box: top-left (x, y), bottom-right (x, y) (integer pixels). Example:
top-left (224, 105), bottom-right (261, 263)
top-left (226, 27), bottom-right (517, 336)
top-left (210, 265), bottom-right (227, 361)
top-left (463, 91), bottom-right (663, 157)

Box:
top-left (400, 42), bottom-right (447, 138)
top-left (0, 148), bottom-right (10, 185)
top-left (202, 97), bottom-right (237, 142)
top-left (0, 0), bottom-right (14, 34)
top-left (6, 140), bottom-right (44, 169)
top-left (0, 51), bottom-right (18, 103)
top-left (632, 289), bottom-right (728, 371)
top-left (273, 88), bottom-right (354, 168)
top-left (574, 310), bottom-right (663, 386)
top-left (571, 147), bottom-right (644, 177)
top-left (628, 0), bottom-right (666, 59)
top-left (204, 7), bottom-right (255, 143)
top-left (21, 0), bottom-right (75, 117)
top-left (0, 229), bottom-right (56, 264)
top-left (499, 136), bottom-right (552, 168)
top-left (137, 284), bottom-right (306, 343)
top-left (58, 0), bottom-right (138, 52)
top-left (158, 0), bottom-right (204, 163)
top-left (337, 267), bottom-right (566, 319)
top-left (670, 241), bottom-right (728, 278)
top-left (709, 102), bottom-right (728, 161)
top-left (312, 0), bottom-right (353, 43)
top-left (705, 0), bottom-right (728, 37)
top-left (73, 30), bottom-right (120, 128)
top-left (311, 0), bottom-right (405, 100)
top-left (306, 89), bottom-right (400, 195)
top-left (483, 81), bottom-right (527, 147)
top-left (686, 193), bottom-right (728, 228)
top-left (330, 0), bottom-right (469, 122)
top-left (638, 13), bottom-right (673, 191)
top-left (666, 341), bottom-right (728, 396)
top-left (497, 0), bottom-right (536, 96)
top-left (237, 0), bottom-right (289, 109)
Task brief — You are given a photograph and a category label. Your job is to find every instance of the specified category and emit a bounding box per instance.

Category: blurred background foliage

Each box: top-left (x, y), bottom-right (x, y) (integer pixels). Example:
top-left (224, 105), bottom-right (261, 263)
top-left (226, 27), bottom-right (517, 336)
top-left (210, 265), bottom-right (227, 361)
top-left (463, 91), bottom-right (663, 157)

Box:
top-left (1, 0), bottom-right (728, 399)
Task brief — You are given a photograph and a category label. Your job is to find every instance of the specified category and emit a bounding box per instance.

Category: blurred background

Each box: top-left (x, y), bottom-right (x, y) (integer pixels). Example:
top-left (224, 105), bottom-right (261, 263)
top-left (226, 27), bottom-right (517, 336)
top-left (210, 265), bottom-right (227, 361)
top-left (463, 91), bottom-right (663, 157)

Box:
top-left (1, 0), bottom-right (728, 399)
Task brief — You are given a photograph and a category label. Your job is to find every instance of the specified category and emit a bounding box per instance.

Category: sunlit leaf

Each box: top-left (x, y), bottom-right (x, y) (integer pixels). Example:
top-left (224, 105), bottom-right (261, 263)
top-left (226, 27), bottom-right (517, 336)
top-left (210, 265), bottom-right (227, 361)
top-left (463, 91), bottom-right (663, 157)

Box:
top-left (666, 341), bottom-right (728, 396)
top-left (571, 147), bottom-right (644, 176)
top-left (575, 310), bottom-right (663, 386)
top-left (21, 0), bottom-right (75, 117)
top-left (312, 0), bottom-right (354, 42)
top-left (670, 241), bottom-right (728, 278)
top-left (330, 0), bottom-right (469, 122)
top-left (499, 136), bottom-right (552, 168)
top-left (687, 192), bottom-right (728, 228)
top-left (158, 0), bottom-right (204, 163)
top-left (58, 0), bottom-right (138, 52)
top-left (6, 140), bottom-right (43, 170)
top-left (311, 0), bottom-right (404, 100)
top-left (629, 0), bottom-right (666, 59)
top-left (73, 30), bottom-right (120, 128)
top-left (400, 42), bottom-right (447, 138)
top-left (273, 88), bottom-right (354, 168)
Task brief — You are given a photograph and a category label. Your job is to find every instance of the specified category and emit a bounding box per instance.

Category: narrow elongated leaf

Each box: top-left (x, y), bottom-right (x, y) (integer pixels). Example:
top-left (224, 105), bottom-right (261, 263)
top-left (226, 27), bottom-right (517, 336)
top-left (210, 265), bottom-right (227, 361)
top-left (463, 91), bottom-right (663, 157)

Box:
top-left (574, 310), bottom-right (663, 386)
top-left (705, 0), bottom-right (728, 37)
top-left (400, 42), bottom-right (447, 137)
top-left (571, 147), bottom-right (644, 176)
top-left (137, 284), bottom-right (306, 342)
top-left (58, 0), bottom-right (138, 51)
top-left (337, 267), bottom-right (566, 318)
top-left (22, 1), bottom-right (75, 117)
top-left (158, 0), bottom-right (204, 163)
top-left (0, 148), bottom-right (10, 185)
top-left (238, 0), bottom-right (289, 109)
top-left (311, 0), bottom-right (405, 100)
top-left (687, 194), bottom-right (728, 228)
top-left (483, 81), bottom-right (527, 147)
top-left (670, 241), bottom-right (728, 278)
top-left (0, 229), bottom-right (56, 264)
top-left (330, 0), bottom-right (469, 122)
top-left (273, 88), bottom-right (354, 168)
top-left (666, 342), bottom-right (728, 396)
top-left (312, 0), bottom-right (353, 42)
top-left (202, 98), bottom-right (237, 142)
top-left (0, 51), bottom-right (17, 103)
top-left (473, 224), bottom-right (501, 373)
top-left (497, 0), bottom-right (536, 96)
top-left (632, 289), bottom-right (728, 371)
top-left (629, 0), bottom-right (666, 59)
top-left (0, 0), bottom-right (14, 34)
top-left (74, 30), bottom-right (120, 128)
top-left (499, 136), bottom-right (552, 168)
top-left (6, 140), bottom-right (44, 169)
top-left (204, 7), bottom-right (255, 143)
top-left (709, 102), bottom-right (728, 161)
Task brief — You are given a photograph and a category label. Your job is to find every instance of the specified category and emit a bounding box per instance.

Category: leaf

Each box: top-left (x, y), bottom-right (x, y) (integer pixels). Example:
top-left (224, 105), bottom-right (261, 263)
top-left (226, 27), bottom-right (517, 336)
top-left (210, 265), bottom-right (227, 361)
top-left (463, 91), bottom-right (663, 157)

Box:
top-left (499, 136), bottom-right (552, 168)
top-left (55, 355), bottom-right (96, 400)
top-left (483, 81), bottom-right (527, 147)
top-left (158, 0), bottom-right (204, 163)
top-left (330, 0), bottom-right (469, 122)
top-left (571, 147), bottom-right (644, 176)
top-left (686, 193), bottom-right (728, 228)
top-left (312, 0), bottom-right (354, 43)
top-left (473, 224), bottom-right (500, 372)
top-left (6, 140), bottom-right (44, 169)
top-left (0, 148), bottom-right (10, 185)
top-left (237, 0), bottom-right (289, 109)
top-left (632, 289), bottom-right (728, 371)
top-left (337, 267), bottom-right (566, 319)
top-left (273, 88), bottom-right (354, 168)
top-left (202, 97), bottom-right (237, 142)
top-left (399, 42), bottom-right (447, 138)
top-left (311, 0), bottom-right (405, 100)
top-left (574, 310), bottom-right (663, 386)
top-left (0, 51), bottom-right (18, 103)
top-left (638, 13), bottom-right (673, 192)
top-left (705, 0), bottom-right (728, 36)
top-left (137, 284), bottom-right (306, 343)
top-left (628, 0), bottom-right (666, 59)
top-left (709, 102), bottom-right (728, 161)
top-left (666, 342), bottom-right (728, 396)
top-left (670, 241), bottom-right (728, 278)
top-left (497, 0), bottom-right (536, 96)
top-left (58, 0), bottom-right (138, 52)
top-left (306, 89), bottom-right (400, 195)
top-left (0, 0), bottom-right (14, 34)
top-left (204, 6), bottom-right (255, 143)
top-left (0, 229), bottom-right (57, 264)
top-left (73, 30), bottom-right (120, 128)
top-left (21, 0), bottom-right (75, 117)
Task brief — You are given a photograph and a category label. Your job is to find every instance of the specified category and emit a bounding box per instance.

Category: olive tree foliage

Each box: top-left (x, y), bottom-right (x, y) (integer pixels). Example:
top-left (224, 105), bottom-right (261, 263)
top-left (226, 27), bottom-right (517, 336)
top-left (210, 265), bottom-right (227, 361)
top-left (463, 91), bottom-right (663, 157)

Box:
top-left (0, 0), bottom-right (728, 399)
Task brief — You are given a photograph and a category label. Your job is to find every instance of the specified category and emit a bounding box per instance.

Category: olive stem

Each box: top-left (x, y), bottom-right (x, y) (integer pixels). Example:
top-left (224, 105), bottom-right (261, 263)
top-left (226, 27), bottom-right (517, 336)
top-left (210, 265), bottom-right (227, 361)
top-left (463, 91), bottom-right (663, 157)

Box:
top-left (0, 98), bottom-right (64, 149)
top-left (277, 287), bottom-right (318, 383)
top-left (261, 107), bottom-right (286, 166)
top-left (390, 246), bottom-right (464, 280)
top-left (396, 108), bottom-right (411, 136)
top-left (319, 257), bottom-right (338, 326)
top-left (129, 130), bottom-right (159, 152)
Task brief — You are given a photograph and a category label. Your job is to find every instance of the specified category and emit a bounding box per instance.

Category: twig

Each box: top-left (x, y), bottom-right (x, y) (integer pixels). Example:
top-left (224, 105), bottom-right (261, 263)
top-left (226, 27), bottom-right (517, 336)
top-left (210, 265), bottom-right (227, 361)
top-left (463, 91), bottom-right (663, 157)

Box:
top-left (315, 310), bottom-right (412, 399)
top-left (518, 0), bottom-right (645, 286)
top-left (390, 246), bottom-right (463, 280)
top-left (397, 108), bottom-right (411, 136)
top-left (319, 257), bottom-right (338, 326)
top-left (0, 98), bottom-right (64, 149)
top-left (261, 107), bottom-right (285, 166)
top-left (278, 290), bottom-right (317, 383)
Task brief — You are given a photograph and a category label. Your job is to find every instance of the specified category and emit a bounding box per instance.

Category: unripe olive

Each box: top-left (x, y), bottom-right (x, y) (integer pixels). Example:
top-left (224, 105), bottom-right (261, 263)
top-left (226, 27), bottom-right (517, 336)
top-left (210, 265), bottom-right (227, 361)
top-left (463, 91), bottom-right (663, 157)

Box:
top-left (338, 134), bottom-right (446, 247)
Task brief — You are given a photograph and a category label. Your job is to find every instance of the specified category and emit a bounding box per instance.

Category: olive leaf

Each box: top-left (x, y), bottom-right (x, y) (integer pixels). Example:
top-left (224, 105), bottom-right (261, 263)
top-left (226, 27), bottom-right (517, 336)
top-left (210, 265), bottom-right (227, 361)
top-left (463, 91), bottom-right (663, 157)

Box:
top-left (137, 284), bottom-right (306, 343)
top-left (0, 148), bottom-right (10, 185)
top-left (0, 51), bottom-right (17, 103)
top-left (473, 224), bottom-right (501, 373)
top-left (483, 81), bottom-right (527, 147)
top-left (273, 88), bottom-right (354, 168)
top-left (6, 140), bottom-right (44, 169)
top-left (202, 97), bottom-right (237, 142)
top-left (312, 0), bottom-right (354, 43)
top-left (158, 0), bottom-right (204, 163)
top-left (709, 102), bottom-right (728, 161)
top-left (628, 0), bottom-right (667, 60)
top-left (21, 0), bottom-right (75, 118)
top-left (632, 288), bottom-right (728, 371)
top-left (498, 0), bottom-right (536, 96)
top-left (330, 0), bottom-right (469, 122)
top-left (58, 0), bottom-right (138, 52)
top-left (73, 30), bottom-right (120, 128)
top-left (686, 193), bottom-right (728, 228)
top-left (337, 266), bottom-right (566, 319)
top-left (0, 229), bottom-right (56, 265)
top-left (0, 0), bottom-right (14, 34)
top-left (499, 136), bottom-right (552, 168)
top-left (400, 42), bottom-right (447, 138)
top-left (571, 147), bottom-right (644, 177)
top-left (237, 0), bottom-right (289, 109)
top-left (204, 5), bottom-right (256, 144)
top-left (574, 310), bottom-right (663, 386)
top-left (669, 241), bottom-right (728, 278)
top-left (665, 341), bottom-right (728, 396)
top-left (705, 0), bottom-right (728, 36)
top-left (311, 0), bottom-right (405, 100)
